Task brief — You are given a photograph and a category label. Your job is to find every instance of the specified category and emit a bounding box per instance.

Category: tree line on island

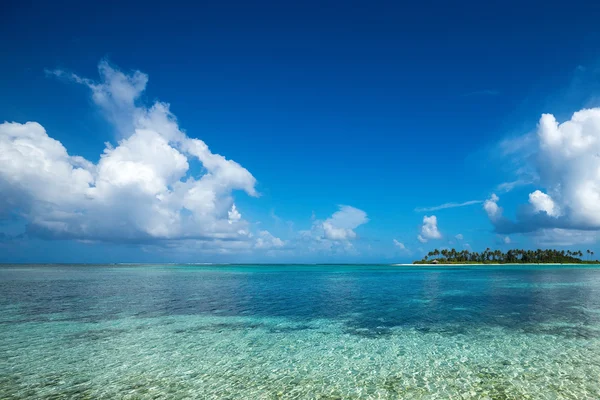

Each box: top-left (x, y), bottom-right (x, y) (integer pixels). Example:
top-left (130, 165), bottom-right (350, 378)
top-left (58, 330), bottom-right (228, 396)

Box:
top-left (414, 248), bottom-right (598, 264)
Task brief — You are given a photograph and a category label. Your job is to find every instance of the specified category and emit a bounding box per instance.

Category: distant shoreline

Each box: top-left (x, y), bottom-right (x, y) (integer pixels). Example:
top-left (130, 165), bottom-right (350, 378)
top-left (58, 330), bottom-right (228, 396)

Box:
top-left (1, 263), bottom-right (599, 268)
top-left (396, 263), bottom-right (599, 266)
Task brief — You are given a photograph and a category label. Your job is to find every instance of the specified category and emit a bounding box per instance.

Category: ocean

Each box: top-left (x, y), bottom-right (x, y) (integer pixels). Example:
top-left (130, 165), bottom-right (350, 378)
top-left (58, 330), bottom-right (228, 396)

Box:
top-left (1, 264), bottom-right (600, 398)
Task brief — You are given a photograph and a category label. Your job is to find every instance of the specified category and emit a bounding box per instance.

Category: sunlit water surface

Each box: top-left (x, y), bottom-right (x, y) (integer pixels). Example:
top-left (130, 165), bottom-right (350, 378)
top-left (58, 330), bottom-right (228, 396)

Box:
top-left (2, 264), bottom-right (600, 399)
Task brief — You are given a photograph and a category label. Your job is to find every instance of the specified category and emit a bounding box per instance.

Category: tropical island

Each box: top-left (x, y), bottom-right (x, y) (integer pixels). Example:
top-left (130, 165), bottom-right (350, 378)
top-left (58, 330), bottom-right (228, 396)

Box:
top-left (414, 248), bottom-right (599, 264)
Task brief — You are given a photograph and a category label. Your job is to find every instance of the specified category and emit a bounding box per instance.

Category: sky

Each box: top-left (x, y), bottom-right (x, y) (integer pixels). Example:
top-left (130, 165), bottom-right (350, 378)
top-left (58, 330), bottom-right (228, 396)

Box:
top-left (2, 0), bottom-right (600, 263)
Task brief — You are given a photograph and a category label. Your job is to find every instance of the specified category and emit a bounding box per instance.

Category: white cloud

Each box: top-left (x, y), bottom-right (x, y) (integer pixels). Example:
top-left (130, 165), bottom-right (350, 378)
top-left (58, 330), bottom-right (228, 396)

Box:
top-left (300, 205), bottom-right (368, 254)
top-left (528, 190), bottom-right (560, 217)
top-left (499, 132), bottom-right (536, 157)
top-left (531, 229), bottom-right (598, 246)
top-left (393, 239), bottom-right (406, 250)
top-left (47, 63), bottom-right (148, 138)
top-left (535, 109), bottom-right (600, 225)
top-left (496, 179), bottom-right (532, 193)
top-left (255, 230), bottom-right (285, 249)
top-left (414, 200), bottom-right (482, 212)
top-left (483, 194), bottom-right (502, 221)
top-left (228, 204), bottom-right (242, 224)
top-left (488, 108), bottom-right (600, 237)
top-left (417, 215), bottom-right (441, 243)
top-left (503, 236), bottom-right (511, 244)
top-left (0, 61), bottom-right (257, 246)
top-left (322, 205), bottom-right (368, 241)
top-left (322, 222), bottom-right (355, 241)
top-left (455, 233), bottom-right (463, 240)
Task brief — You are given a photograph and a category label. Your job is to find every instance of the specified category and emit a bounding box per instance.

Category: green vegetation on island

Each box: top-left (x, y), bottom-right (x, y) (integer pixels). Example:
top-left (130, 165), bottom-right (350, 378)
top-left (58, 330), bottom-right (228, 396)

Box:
top-left (414, 248), bottom-right (598, 264)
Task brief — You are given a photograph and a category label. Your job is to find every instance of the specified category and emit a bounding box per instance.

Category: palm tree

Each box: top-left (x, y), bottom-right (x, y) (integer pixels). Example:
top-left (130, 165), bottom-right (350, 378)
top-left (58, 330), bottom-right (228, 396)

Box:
top-left (414, 247), bottom-right (600, 264)
top-left (450, 248), bottom-right (457, 262)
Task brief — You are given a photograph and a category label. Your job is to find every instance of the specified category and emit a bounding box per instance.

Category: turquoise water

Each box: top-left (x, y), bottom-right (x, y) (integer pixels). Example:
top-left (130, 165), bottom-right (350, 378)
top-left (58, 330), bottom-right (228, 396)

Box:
top-left (2, 265), bottom-right (600, 399)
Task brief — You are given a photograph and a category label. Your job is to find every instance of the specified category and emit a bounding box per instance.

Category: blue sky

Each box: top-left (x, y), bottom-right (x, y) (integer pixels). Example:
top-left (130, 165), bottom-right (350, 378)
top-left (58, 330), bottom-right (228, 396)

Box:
top-left (2, 0), bottom-right (600, 263)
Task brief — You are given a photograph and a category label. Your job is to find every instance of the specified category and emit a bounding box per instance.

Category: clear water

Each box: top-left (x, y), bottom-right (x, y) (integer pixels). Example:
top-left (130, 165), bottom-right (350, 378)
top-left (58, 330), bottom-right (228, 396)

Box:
top-left (2, 264), bottom-right (600, 399)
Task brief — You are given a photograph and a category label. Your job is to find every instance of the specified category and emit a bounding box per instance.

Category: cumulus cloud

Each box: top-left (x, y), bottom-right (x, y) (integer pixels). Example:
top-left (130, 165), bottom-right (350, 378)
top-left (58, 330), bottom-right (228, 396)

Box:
top-left (487, 108), bottom-right (600, 239)
top-left (528, 190), bottom-right (560, 217)
top-left (322, 206), bottom-right (368, 241)
top-left (417, 215), bottom-right (441, 243)
top-left (535, 110), bottom-right (600, 224)
top-left (255, 230), bottom-right (285, 250)
top-left (483, 194), bottom-right (502, 221)
top-left (503, 236), bottom-right (511, 244)
top-left (0, 61), bottom-right (257, 245)
top-left (455, 233), bottom-right (464, 240)
top-left (300, 205), bottom-right (368, 253)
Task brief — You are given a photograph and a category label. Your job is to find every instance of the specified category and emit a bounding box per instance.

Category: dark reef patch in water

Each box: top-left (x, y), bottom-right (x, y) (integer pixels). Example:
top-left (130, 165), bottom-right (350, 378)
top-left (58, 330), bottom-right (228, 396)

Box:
top-left (172, 322), bottom-right (316, 335)
top-left (67, 327), bottom-right (130, 342)
top-left (519, 323), bottom-right (600, 340)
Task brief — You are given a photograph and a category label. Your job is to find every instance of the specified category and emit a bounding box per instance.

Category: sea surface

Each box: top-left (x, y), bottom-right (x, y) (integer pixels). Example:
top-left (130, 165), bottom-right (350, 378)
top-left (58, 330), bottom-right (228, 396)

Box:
top-left (2, 264), bottom-right (600, 399)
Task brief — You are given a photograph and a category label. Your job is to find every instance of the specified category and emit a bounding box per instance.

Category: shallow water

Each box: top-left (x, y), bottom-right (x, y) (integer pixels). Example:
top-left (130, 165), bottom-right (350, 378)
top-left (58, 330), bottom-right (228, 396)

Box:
top-left (2, 264), bottom-right (600, 399)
